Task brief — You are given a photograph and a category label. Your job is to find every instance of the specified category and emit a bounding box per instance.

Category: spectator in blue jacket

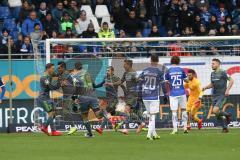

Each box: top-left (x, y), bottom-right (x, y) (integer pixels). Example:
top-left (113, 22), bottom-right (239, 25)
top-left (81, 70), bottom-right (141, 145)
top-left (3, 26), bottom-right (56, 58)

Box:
top-left (216, 3), bottom-right (229, 25)
top-left (52, 1), bottom-right (67, 24)
top-left (200, 5), bottom-right (211, 25)
top-left (22, 11), bottom-right (43, 36)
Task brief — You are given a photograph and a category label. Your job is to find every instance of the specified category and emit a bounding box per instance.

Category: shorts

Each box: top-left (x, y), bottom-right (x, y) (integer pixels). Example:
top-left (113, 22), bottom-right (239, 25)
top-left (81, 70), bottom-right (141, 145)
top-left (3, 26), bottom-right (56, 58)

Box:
top-left (143, 100), bottom-right (160, 114)
top-left (186, 97), bottom-right (201, 112)
top-left (169, 95), bottom-right (187, 111)
top-left (212, 95), bottom-right (227, 109)
top-left (78, 96), bottom-right (100, 113)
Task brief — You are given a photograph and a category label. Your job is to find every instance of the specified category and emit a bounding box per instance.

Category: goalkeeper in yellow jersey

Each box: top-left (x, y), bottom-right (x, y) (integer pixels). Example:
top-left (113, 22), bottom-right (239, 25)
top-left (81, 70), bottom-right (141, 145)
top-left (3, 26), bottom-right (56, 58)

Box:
top-left (184, 69), bottom-right (203, 130)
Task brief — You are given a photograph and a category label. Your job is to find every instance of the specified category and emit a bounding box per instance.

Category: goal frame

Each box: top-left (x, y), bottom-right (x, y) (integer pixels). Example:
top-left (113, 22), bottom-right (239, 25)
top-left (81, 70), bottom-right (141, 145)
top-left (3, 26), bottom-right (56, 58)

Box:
top-left (45, 36), bottom-right (240, 63)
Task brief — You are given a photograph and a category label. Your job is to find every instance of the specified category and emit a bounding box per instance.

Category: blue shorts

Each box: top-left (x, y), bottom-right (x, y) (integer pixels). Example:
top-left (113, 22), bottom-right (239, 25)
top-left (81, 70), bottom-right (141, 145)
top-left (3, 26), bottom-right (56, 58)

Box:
top-left (78, 96), bottom-right (100, 113)
top-left (212, 95), bottom-right (227, 109)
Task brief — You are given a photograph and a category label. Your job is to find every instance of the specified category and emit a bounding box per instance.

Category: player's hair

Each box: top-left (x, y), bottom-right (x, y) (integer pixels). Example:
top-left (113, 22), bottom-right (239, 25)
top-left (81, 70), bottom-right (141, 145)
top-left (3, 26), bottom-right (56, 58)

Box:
top-left (188, 69), bottom-right (196, 75)
top-left (75, 62), bottom-right (82, 70)
top-left (124, 59), bottom-right (133, 67)
top-left (108, 66), bottom-right (114, 72)
top-left (212, 58), bottom-right (221, 64)
top-left (58, 61), bottom-right (66, 69)
top-left (170, 56), bottom-right (180, 65)
top-left (151, 54), bottom-right (159, 62)
top-left (45, 63), bottom-right (54, 70)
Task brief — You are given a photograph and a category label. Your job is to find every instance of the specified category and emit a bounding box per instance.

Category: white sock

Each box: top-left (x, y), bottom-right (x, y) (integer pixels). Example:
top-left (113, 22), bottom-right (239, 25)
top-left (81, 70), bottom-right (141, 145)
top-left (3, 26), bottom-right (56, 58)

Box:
top-left (182, 111), bottom-right (188, 130)
top-left (172, 112), bottom-right (178, 132)
top-left (151, 114), bottom-right (158, 136)
top-left (147, 115), bottom-right (154, 137)
top-left (147, 115), bottom-right (152, 137)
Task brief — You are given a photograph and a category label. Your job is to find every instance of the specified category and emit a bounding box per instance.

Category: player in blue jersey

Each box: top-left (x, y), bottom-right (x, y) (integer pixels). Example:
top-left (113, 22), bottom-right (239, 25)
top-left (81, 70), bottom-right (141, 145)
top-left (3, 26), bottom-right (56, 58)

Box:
top-left (165, 56), bottom-right (188, 134)
top-left (139, 54), bottom-right (168, 140)
top-left (0, 77), bottom-right (6, 104)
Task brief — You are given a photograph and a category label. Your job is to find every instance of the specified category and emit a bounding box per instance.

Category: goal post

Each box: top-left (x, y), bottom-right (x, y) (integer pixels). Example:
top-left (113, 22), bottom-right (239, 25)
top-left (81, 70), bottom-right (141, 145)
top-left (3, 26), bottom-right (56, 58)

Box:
top-left (32, 36), bottom-right (240, 131)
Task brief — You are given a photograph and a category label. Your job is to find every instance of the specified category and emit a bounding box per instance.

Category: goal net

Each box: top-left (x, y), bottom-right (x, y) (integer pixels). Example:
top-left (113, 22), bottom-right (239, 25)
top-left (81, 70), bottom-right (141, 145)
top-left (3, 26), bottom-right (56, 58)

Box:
top-left (32, 36), bottom-right (240, 131)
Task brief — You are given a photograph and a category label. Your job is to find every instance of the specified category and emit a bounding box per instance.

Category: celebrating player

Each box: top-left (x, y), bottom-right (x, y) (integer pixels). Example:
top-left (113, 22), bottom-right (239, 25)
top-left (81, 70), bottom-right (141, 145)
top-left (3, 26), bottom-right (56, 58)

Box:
top-left (94, 66), bottom-right (126, 134)
top-left (57, 61), bottom-right (75, 99)
top-left (0, 77), bottom-right (6, 104)
top-left (139, 54), bottom-right (167, 140)
top-left (184, 69), bottom-right (203, 130)
top-left (38, 63), bottom-right (62, 136)
top-left (70, 62), bottom-right (94, 96)
top-left (114, 59), bottom-right (145, 134)
top-left (71, 95), bottom-right (110, 138)
top-left (68, 62), bottom-right (114, 135)
top-left (165, 56), bottom-right (188, 134)
top-left (202, 58), bottom-right (234, 133)
top-left (68, 62), bottom-right (97, 135)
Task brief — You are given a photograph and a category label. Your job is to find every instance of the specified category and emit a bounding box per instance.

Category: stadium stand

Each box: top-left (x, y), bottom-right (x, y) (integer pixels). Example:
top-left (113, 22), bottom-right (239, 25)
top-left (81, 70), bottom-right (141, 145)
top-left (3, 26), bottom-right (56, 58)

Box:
top-left (0, 0), bottom-right (240, 58)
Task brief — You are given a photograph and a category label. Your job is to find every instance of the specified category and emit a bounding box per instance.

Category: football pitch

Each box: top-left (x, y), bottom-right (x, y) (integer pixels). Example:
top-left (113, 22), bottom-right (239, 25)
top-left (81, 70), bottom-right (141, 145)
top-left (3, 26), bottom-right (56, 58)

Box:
top-left (0, 129), bottom-right (239, 160)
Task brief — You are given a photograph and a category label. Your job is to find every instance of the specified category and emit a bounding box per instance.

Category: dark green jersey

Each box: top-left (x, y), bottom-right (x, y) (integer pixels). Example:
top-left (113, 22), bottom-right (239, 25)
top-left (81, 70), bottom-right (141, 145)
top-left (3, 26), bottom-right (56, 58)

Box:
top-left (105, 75), bottom-right (120, 97)
top-left (39, 74), bottom-right (60, 99)
top-left (121, 71), bottom-right (138, 94)
top-left (58, 70), bottom-right (75, 97)
top-left (211, 69), bottom-right (230, 96)
top-left (95, 75), bottom-right (121, 98)
top-left (71, 69), bottom-right (95, 96)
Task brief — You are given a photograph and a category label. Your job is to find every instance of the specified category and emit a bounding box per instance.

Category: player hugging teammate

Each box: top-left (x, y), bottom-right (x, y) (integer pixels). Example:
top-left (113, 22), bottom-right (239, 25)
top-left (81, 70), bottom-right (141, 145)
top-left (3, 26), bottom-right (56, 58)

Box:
top-left (38, 62), bottom-right (111, 137)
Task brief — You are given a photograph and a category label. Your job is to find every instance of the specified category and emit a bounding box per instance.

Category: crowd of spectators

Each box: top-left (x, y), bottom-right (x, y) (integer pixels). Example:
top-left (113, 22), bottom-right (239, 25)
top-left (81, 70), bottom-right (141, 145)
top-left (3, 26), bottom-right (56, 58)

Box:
top-left (0, 0), bottom-right (240, 57)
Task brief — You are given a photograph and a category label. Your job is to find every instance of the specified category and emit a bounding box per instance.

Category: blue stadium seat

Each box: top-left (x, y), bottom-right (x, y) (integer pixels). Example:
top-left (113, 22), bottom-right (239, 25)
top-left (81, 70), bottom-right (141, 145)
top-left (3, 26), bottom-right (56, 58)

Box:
top-left (142, 29), bottom-right (151, 37)
top-left (3, 18), bottom-right (17, 31)
top-left (0, 7), bottom-right (11, 19)
top-left (159, 26), bottom-right (167, 37)
top-left (0, 20), bottom-right (4, 31)
top-left (10, 30), bottom-right (19, 42)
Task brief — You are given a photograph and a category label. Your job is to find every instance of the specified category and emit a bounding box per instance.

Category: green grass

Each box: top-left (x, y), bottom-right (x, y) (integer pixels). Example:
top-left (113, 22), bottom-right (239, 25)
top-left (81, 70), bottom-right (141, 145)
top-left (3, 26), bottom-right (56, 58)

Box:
top-left (0, 129), bottom-right (239, 160)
